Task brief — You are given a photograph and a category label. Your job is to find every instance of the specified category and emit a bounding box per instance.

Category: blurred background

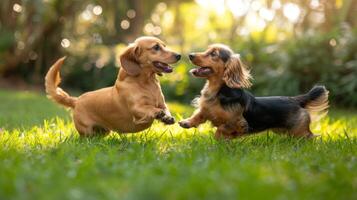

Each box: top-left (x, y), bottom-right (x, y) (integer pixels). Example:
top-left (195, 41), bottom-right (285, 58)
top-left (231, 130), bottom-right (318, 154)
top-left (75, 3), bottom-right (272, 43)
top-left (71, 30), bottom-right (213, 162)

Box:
top-left (0, 0), bottom-right (356, 107)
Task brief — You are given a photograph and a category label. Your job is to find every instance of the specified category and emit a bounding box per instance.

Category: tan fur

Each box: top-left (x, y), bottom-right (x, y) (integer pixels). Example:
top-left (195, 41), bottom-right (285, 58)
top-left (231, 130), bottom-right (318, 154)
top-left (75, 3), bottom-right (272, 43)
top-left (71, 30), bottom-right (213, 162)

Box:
top-left (180, 82), bottom-right (248, 139)
top-left (290, 110), bottom-right (313, 137)
top-left (119, 45), bottom-right (142, 76)
top-left (305, 89), bottom-right (329, 121)
top-left (45, 36), bottom-right (180, 136)
top-left (45, 57), bottom-right (77, 108)
top-left (179, 45), bottom-right (250, 139)
top-left (223, 54), bottom-right (252, 88)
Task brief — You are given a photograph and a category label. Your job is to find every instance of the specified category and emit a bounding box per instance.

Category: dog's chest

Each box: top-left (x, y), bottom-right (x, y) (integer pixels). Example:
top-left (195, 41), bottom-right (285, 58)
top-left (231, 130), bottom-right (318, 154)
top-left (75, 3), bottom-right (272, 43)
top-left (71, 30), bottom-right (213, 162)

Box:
top-left (139, 81), bottom-right (162, 102)
top-left (201, 98), bottom-right (233, 126)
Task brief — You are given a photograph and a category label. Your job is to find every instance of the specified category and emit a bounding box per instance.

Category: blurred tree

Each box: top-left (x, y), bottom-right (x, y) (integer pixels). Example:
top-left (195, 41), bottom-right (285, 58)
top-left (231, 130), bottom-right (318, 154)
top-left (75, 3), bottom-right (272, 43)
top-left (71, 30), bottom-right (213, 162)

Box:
top-left (0, 0), bottom-right (356, 106)
top-left (0, 0), bottom-right (189, 82)
top-left (0, 0), bottom-right (86, 81)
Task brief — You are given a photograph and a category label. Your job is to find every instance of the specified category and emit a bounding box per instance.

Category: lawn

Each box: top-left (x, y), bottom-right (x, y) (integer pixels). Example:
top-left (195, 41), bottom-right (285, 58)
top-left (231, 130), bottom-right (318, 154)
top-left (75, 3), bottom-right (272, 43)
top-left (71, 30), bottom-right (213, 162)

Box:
top-left (0, 89), bottom-right (356, 200)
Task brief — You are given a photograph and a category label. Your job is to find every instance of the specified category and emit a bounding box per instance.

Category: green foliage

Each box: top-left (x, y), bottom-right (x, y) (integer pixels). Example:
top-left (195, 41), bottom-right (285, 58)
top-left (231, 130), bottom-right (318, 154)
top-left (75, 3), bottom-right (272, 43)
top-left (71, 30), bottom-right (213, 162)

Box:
top-left (249, 28), bottom-right (357, 107)
top-left (0, 90), bottom-right (357, 200)
top-left (1, 0), bottom-right (356, 106)
top-left (61, 57), bottom-right (118, 91)
top-left (158, 28), bottom-right (357, 106)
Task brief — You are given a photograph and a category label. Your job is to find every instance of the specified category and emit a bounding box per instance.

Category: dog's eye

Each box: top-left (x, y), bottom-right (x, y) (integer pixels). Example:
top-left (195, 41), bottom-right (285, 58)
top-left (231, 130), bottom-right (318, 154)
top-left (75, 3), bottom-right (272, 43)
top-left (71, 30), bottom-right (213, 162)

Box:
top-left (210, 51), bottom-right (217, 57)
top-left (153, 44), bottom-right (161, 51)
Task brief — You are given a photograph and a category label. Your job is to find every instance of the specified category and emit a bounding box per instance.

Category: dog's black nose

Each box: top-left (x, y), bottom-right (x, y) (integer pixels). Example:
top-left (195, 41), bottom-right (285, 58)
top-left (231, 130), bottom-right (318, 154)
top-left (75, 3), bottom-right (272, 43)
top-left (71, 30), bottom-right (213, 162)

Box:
top-left (175, 54), bottom-right (181, 61)
top-left (189, 53), bottom-right (195, 60)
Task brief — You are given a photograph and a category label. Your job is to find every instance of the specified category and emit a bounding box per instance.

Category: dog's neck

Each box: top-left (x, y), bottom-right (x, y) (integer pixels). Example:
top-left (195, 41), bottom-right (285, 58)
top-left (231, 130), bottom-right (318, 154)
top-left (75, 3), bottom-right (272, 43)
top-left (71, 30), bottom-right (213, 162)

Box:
top-left (117, 65), bottom-right (158, 82)
top-left (201, 78), bottom-right (224, 102)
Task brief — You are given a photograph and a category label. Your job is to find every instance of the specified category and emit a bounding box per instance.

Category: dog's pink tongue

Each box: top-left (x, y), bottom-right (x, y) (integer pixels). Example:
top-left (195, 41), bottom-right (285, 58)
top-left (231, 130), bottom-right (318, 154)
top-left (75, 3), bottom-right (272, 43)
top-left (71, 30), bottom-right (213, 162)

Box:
top-left (162, 65), bottom-right (172, 73)
top-left (156, 62), bottom-right (172, 73)
top-left (199, 68), bottom-right (211, 74)
top-left (190, 67), bottom-right (212, 76)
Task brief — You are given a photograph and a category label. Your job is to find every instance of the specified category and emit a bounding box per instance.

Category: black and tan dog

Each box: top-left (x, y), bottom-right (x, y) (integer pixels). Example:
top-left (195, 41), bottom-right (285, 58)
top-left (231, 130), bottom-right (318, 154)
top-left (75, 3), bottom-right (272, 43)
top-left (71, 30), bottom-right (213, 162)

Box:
top-left (179, 44), bottom-right (329, 139)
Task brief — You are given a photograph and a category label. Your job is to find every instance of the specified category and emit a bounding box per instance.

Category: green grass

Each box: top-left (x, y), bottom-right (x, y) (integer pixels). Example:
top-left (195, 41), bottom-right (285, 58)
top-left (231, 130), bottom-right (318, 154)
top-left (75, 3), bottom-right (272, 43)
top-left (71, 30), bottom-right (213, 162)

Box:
top-left (0, 89), bottom-right (356, 200)
top-left (0, 90), bottom-right (69, 129)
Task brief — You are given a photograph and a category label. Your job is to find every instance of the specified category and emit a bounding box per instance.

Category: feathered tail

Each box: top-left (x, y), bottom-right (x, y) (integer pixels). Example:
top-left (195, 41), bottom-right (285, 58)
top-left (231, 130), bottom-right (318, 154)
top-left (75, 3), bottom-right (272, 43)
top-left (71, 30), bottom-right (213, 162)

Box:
top-left (45, 57), bottom-right (77, 108)
top-left (294, 85), bottom-right (329, 121)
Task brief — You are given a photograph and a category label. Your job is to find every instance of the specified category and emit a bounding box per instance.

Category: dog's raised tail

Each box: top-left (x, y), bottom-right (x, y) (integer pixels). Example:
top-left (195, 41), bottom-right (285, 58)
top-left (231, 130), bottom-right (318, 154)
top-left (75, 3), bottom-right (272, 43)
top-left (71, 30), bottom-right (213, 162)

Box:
top-left (45, 57), bottom-right (77, 108)
top-left (294, 85), bottom-right (329, 121)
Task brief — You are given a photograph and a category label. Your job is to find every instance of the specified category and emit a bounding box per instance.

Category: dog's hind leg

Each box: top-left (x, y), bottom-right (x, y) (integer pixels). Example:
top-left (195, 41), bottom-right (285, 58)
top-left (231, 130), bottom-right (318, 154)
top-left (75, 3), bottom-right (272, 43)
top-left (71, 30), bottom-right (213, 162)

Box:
top-left (215, 118), bottom-right (248, 140)
top-left (72, 113), bottom-right (100, 137)
top-left (289, 109), bottom-right (314, 138)
top-left (215, 124), bottom-right (235, 140)
top-left (75, 124), bottom-right (109, 137)
top-left (74, 124), bottom-right (93, 137)
top-left (236, 117), bottom-right (249, 135)
top-left (93, 125), bottom-right (110, 136)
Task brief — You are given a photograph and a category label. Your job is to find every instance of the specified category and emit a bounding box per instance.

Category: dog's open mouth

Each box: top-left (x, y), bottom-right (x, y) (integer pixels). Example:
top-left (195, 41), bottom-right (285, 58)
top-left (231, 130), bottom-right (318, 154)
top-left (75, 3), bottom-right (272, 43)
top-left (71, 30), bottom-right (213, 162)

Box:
top-left (189, 67), bottom-right (213, 77)
top-left (153, 61), bottom-right (173, 73)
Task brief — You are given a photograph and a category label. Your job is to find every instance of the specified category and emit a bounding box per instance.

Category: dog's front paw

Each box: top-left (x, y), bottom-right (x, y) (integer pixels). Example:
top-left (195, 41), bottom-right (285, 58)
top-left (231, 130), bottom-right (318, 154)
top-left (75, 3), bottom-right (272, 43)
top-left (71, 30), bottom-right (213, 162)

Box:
top-left (155, 110), bottom-right (166, 119)
top-left (161, 115), bottom-right (175, 125)
top-left (179, 120), bottom-right (191, 129)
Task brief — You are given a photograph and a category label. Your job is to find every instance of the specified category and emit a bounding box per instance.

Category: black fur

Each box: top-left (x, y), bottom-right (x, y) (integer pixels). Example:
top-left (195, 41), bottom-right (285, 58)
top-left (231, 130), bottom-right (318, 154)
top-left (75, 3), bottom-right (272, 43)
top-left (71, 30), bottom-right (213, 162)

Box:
top-left (218, 84), bottom-right (325, 133)
top-left (294, 86), bottom-right (327, 107)
top-left (218, 48), bottom-right (232, 63)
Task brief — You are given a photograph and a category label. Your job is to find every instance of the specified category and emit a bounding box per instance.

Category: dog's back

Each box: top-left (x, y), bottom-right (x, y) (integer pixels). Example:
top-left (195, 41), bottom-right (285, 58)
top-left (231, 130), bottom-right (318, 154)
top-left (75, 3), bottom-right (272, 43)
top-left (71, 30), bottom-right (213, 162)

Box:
top-left (218, 84), bottom-right (329, 136)
top-left (245, 96), bottom-right (301, 133)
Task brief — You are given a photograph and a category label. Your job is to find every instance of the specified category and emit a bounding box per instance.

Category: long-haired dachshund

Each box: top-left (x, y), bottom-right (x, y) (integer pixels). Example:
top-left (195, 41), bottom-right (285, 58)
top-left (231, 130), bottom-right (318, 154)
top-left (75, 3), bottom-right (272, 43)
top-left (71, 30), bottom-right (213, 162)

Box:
top-left (45, 36), bottom-right (181, 137)
top-left (179, 44), bottom-right (329, 139)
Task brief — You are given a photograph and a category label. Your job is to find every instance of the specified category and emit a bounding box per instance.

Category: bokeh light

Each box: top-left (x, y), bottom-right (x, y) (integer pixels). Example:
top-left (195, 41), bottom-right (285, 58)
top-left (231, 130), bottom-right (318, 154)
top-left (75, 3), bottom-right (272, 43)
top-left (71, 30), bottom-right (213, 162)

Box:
top-left (61, 38), bottom-right (71, 48)
top-left (127, 9), bottom-right (136, 18)
top-left (283, 3), bottom-right (301, 23)
top-left (93, 5), bottom-right (103, 16)
top-left (120, 20), bottom-right (130, 30)
top-left (13, 3), bottom-right (22, 13)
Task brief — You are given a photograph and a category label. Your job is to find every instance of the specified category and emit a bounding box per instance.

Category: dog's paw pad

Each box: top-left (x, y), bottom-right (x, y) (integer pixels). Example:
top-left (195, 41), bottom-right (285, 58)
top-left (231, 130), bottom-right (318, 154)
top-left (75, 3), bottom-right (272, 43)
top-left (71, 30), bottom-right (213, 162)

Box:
top-left (162, 116), bottom-right (175, 125)
top-left (179, 120), bottom-right (191, 128)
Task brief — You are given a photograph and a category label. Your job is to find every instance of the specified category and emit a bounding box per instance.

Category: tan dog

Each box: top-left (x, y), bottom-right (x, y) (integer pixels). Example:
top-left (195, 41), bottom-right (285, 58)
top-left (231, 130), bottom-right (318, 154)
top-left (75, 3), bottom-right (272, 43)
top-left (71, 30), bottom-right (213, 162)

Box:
top-left (45, 36), bottom-right (181, 136)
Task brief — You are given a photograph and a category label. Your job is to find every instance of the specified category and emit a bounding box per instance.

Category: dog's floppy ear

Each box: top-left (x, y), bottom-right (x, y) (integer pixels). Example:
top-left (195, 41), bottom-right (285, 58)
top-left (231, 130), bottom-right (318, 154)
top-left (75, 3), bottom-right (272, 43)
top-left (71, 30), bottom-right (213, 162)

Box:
top-left (119, 45), bottom-right (141, 76)
top-left (223, 54), bottom-right (252, 88)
